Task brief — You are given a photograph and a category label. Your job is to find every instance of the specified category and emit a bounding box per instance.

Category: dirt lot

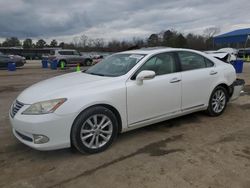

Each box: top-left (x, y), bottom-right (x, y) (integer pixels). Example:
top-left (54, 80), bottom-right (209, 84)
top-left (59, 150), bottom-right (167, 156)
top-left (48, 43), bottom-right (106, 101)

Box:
top-left (0, 60), bottom-right (250, 188)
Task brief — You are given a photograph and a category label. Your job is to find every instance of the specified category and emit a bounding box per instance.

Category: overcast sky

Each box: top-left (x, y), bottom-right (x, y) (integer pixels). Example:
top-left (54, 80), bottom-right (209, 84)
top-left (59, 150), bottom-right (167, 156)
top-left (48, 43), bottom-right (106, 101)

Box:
top-left (0, 0), bottom-right (250, 43)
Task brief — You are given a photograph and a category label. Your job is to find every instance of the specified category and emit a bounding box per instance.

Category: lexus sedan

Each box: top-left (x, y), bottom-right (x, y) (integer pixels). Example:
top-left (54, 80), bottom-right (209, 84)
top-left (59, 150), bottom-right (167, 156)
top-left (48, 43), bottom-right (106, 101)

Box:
top-left (9, 48), bottom-right (244, 154)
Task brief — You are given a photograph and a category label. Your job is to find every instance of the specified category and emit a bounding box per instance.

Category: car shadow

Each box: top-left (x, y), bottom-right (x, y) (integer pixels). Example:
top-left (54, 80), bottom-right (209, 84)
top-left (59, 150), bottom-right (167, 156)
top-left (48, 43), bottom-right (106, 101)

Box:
top-left (2, 111), bottom-right (205, 160)
top-left (118, 111), bottom-right (204, 140)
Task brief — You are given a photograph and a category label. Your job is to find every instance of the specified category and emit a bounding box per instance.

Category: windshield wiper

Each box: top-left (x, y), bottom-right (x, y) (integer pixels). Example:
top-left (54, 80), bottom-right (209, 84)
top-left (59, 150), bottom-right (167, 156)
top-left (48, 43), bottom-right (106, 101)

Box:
top-left (87, 72), bottom-right (105, 76)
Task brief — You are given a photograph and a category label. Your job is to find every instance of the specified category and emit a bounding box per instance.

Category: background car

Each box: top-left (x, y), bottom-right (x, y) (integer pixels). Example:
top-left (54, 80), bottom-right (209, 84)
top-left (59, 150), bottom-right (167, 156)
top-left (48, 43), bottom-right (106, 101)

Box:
top-left (205, 51), bottom-right (231, 63)
top-left (9, 48), bottom-right (244, 154)
top-left (92, 55), bottom-right (104, 65)
top-left (0, 52), bottom-right (26, 69)
top-left (48, 49), bottom-right (92, 67)
top-left (205, 48), bottom-right (238, 63)
top-left (238, 48), bottom-right (250, 59)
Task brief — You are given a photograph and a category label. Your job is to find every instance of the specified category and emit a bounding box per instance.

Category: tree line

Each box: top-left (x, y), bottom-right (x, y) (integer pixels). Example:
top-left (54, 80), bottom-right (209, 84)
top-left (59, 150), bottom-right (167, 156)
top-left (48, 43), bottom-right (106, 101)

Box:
top-left (0, 27), bottom-right (221, 52)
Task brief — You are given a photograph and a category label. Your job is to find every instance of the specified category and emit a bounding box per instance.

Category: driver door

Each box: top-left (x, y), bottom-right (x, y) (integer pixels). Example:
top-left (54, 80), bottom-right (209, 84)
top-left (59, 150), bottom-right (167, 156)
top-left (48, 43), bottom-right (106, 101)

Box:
top-left (126, 52), bottom-right (181, 126)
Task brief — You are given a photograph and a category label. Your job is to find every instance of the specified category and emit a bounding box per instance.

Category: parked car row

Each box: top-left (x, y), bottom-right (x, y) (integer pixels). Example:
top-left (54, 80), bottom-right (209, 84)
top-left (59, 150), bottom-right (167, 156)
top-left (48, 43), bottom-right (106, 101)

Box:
top-left (0, 52), bottom-right (26, 69)
top-left (0, 49), bottom-right (107, 69)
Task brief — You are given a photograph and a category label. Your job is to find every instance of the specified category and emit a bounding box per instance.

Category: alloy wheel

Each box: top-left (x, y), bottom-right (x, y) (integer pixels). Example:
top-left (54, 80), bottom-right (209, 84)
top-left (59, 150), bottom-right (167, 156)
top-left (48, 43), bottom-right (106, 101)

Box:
top-left (80, 114), bottom-right (113, 149)
top-left (211, 89), bottom-right (226, 113)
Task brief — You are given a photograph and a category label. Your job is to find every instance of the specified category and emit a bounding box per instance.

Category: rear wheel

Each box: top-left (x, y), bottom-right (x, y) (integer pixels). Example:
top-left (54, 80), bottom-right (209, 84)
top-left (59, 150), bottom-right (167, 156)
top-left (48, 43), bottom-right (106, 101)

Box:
top-left (84, 59), bottom-right (92, 66)
top-left (71, 106), bottom-right (118, 154)
top-left (207, 86), bottom-right (228, 116)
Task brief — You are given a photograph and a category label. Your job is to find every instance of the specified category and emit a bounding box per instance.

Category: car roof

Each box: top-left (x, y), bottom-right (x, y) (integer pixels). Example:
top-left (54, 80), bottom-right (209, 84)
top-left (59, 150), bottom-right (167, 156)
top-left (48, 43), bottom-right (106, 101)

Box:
top-left (56, 49), bottom-right (76, 52)
top-left (119, 47), bottom-right (205, 56)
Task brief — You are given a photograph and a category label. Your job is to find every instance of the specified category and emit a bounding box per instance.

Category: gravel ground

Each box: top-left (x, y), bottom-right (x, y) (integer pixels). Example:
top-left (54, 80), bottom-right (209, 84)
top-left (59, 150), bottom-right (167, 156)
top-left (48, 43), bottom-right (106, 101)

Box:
top-left (0, 60), bottom-right (250, 188)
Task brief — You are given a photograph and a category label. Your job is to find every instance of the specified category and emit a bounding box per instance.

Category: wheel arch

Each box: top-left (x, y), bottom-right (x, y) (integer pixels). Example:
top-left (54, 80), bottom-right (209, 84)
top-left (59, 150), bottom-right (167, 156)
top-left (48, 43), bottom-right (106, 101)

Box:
top-left (70, 103), bottom-right (123, 139)
top-left (213, 83), bottom-right (232, 101)
top-left (84, 58), bottom-right (92, 62)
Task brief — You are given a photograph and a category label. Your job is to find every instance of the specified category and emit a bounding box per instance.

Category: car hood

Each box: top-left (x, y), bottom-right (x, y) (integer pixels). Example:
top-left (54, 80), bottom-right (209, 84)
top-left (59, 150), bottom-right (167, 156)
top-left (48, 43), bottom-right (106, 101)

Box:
top-left (9, 55), bottom-right (25, 59)
top-left (17, 72), bottom-right (113, 104)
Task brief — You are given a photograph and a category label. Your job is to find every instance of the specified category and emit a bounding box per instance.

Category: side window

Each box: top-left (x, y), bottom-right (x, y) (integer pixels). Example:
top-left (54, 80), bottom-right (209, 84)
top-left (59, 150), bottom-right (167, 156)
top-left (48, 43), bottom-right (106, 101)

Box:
top-left (0, 55), bottom-right (8, 60)
top-left (58, 51), bottom-right (65, 55)
top-left (178, 51), bottom-right (207, 71)
top-left (133, 52), bottom-right (176, 79)
top-left (50, 50), bottom-right (55, 55)
top-left (73, 51), bottom-right (81, 56)
top-left (204, 58), bottom-right (214, 67)
top-left (59, 51), bottom-right (74, 55)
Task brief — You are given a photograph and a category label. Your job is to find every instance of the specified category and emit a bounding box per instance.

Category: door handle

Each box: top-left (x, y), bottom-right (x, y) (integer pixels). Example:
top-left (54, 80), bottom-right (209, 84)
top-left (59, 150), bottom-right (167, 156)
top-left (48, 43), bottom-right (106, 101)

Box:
top-left (210, 70), bottom-right (218, 75)
top-left (170, 77), bottom-right (181, 83)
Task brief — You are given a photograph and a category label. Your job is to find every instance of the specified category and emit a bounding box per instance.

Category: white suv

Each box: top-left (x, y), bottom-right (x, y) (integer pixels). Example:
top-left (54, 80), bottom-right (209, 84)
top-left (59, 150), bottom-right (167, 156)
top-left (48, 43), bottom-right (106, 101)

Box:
top-left (49, 49), bottom-right (92, 67)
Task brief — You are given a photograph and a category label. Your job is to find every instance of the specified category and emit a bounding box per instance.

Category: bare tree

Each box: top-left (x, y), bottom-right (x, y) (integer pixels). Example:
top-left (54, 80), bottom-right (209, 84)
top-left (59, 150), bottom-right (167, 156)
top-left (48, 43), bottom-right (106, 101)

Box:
top-left (73, 36), bottom-right (80, 47)
top-left (203, 27), bottom-right (220, 49)
top-left (80, 34), bottom-right (88, 48)
top-left (93, 38), bottom-right (105, 49)
top-left (203, 27), bottom-right (220, 38)
top-left (87, 38), bottom-right (94, 47)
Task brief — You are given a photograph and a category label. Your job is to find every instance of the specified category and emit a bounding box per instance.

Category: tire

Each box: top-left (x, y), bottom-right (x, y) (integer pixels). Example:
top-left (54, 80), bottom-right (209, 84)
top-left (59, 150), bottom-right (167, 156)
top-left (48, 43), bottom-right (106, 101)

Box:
top-left (71, 106), bottom-right (118, 154)
top-left (206, 86), bottom-right (228, 116)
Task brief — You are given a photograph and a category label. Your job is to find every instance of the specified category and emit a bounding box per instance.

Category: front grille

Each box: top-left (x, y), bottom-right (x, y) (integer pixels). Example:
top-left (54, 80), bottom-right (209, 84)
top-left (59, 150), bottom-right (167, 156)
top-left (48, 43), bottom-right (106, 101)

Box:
top-left (15, 130), bottom-right (33, 142)
top-left (10, 100), bottom-right (24, 118)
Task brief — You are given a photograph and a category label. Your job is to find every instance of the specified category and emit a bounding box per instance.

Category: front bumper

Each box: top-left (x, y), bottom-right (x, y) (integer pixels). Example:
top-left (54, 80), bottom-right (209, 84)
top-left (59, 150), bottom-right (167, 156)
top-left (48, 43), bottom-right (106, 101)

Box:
top-left (15, 61), bottom-right (25, 67)
top-left (9, 107), bottom-right (75, 151)
top-left (230, 78), bottom-right (245, 101)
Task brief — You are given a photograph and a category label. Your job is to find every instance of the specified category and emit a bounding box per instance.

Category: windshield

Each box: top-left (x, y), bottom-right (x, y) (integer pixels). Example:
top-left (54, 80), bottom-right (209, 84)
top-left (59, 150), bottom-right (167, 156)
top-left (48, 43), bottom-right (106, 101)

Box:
top-left (85, 53), bottom-right (145, 77)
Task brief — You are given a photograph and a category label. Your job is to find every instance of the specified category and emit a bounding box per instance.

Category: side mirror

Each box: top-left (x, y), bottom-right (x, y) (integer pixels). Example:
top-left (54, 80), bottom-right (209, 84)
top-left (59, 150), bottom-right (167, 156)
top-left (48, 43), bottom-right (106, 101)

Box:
top-left (136, 70), bottom-right (155, 85)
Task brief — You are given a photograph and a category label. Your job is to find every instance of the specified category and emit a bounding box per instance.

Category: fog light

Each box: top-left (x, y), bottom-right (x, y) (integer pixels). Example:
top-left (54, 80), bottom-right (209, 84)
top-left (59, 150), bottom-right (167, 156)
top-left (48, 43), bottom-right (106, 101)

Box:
top-left (33, 134), bottom-right (49, 144)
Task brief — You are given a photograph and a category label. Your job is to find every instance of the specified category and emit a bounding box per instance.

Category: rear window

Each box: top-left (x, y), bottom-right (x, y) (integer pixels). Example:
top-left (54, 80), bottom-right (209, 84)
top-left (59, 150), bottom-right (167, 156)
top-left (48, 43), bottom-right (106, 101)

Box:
top-left (178, 51), bottom-right (214, 71)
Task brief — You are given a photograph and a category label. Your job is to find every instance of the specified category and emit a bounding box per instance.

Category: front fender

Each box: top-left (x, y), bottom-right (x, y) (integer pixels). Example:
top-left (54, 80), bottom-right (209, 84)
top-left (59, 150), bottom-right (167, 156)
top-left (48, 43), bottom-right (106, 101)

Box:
top-left (54, 86), bottom-right (128, 131)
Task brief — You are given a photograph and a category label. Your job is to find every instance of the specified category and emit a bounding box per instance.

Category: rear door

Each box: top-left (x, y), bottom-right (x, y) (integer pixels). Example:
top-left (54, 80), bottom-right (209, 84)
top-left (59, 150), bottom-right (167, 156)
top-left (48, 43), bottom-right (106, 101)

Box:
top-left (177, 51), bottom-right (218, 110)
top-left (73, 51), bottom-right (85, 64)
top-left (58, 51), bottom-right (74, 64)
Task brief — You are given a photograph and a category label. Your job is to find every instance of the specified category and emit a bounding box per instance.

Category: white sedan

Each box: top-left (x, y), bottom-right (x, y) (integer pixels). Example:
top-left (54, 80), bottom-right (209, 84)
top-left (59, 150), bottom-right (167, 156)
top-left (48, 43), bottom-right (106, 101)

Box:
top-left (9, 48), bottom-right (244, 153)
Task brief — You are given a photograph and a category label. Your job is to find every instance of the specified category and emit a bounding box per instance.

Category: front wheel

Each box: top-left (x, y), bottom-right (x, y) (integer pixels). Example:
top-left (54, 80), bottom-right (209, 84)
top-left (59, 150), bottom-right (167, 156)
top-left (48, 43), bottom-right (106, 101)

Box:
top-left (206, 86), bottom-right (228, 116)
top-left (71, 106), bottom-right (118, 154)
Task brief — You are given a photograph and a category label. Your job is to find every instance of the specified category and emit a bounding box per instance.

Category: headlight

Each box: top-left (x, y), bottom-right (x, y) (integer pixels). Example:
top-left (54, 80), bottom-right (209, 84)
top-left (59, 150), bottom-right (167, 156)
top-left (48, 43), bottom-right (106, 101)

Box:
top-left (22, 98), bottom-right (67, 115)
